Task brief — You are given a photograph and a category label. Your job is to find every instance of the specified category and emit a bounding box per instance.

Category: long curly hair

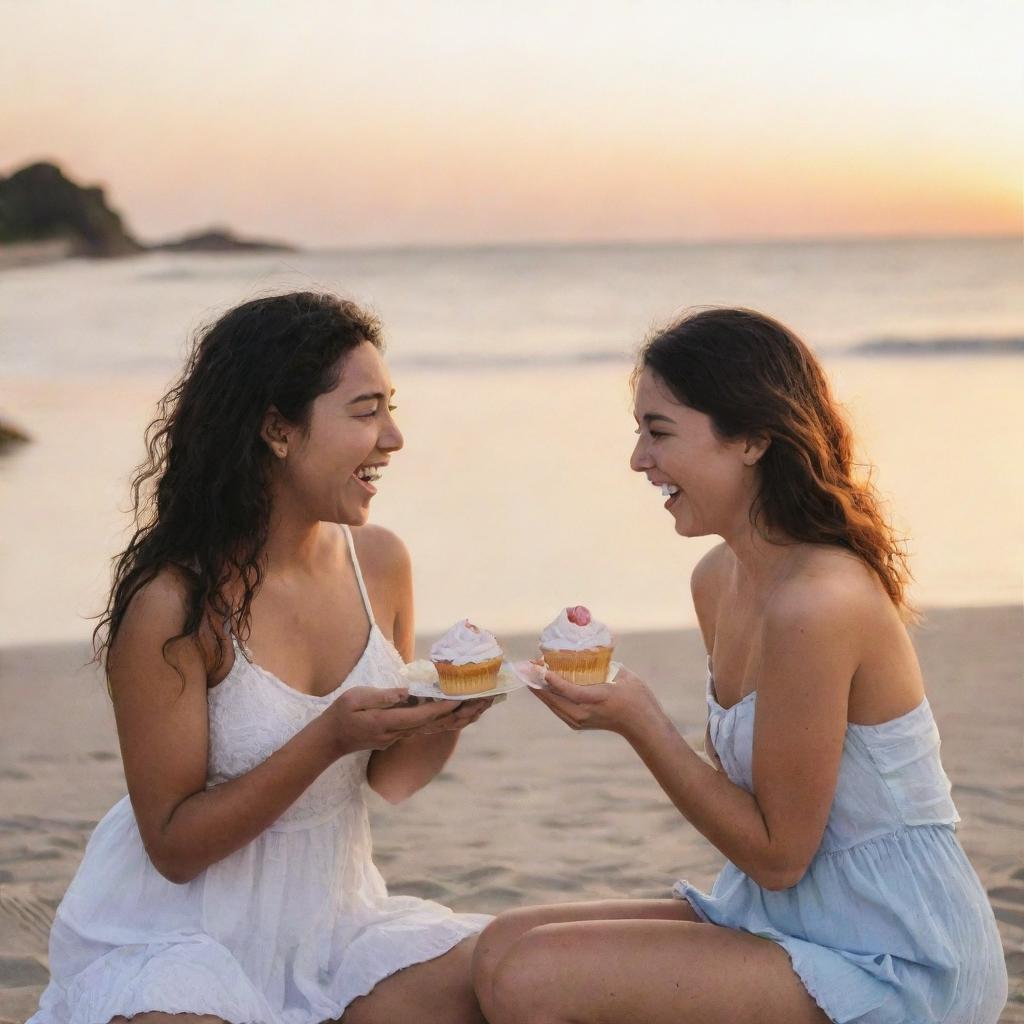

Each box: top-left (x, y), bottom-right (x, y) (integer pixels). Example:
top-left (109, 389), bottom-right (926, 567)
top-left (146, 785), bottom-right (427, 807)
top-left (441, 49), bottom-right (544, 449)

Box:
top-left (94, 291), bottom-right (383, 678)
top-left (635, 307), bottom-right (913, 614)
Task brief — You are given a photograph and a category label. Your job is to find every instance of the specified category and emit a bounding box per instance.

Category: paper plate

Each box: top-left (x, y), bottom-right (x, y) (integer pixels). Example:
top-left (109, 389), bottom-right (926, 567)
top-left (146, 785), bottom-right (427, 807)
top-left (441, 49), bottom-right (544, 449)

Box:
top-left (508, 659), bottom-right (622, 690)
top-left (399, 659), bottom-right (525, 701)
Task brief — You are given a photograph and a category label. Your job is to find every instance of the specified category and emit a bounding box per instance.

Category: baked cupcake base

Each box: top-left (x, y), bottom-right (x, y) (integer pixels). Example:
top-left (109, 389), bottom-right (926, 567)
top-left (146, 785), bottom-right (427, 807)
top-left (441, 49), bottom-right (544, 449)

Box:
top-left (540, 646), bottom-right (613, 685)
top-left (432, 656), bottom-right (503, 695)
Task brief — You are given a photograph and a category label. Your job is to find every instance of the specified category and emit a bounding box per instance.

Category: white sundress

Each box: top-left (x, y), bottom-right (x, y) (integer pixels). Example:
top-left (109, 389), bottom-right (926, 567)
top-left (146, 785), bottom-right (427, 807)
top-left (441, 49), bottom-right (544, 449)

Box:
top-left (30, 526), bottom-right (491, 1024)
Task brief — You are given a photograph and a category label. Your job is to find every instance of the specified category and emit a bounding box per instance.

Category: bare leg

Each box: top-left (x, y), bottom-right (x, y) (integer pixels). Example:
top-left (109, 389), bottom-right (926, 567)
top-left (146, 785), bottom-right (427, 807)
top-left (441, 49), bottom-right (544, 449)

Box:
top-left (473, 899), bottom-right (698, 1023)
top-left (339, 934), bottom-right (484, 1024)
top-left (489, 918), bottom-right (828, 1024)
top-left (109, 1016), bottom-right (227, 1023)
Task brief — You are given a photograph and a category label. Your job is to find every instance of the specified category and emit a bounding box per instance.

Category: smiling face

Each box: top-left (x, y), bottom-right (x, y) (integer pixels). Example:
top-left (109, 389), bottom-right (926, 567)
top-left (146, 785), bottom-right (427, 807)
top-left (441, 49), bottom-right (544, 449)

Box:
top-left (264, 341), bottom-right (404, 526)
top-left (630, 367), bottom-right (765, 539)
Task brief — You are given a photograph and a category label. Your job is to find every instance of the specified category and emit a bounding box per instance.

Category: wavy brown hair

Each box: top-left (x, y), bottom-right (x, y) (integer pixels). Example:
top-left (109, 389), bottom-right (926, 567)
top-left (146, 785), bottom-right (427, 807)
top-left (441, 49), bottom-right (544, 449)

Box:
top-left (635, 307), bottom-right (913, 614)
top-left (93, 291), bottom-right (383, 681)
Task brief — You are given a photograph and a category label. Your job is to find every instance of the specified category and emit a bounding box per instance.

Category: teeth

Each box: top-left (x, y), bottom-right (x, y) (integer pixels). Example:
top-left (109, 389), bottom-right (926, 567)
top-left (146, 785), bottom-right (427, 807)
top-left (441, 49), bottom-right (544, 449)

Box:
top-left (660, 484), bottom-right (680, 496)
top-left (356, 467), bottom-right (382, 482)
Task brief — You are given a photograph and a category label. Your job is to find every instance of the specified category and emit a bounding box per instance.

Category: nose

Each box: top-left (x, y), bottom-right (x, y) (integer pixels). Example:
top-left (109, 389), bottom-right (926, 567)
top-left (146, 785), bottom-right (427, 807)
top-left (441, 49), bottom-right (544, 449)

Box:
top-left (380, 410), bottom-right (404, 454)
top-left (630, 434), bottom-right (653, 473)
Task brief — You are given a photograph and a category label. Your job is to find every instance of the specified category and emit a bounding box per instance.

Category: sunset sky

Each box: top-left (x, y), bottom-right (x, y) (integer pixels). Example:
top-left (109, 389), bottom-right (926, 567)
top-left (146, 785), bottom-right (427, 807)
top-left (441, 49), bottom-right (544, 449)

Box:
top-left (2, 0), bottom-right (1021, 247)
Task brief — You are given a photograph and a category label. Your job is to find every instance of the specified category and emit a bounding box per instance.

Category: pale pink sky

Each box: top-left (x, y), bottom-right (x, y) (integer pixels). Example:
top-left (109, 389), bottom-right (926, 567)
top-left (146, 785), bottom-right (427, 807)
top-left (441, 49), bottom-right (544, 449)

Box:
top-left (2, 0), bottom-right (1021, 247)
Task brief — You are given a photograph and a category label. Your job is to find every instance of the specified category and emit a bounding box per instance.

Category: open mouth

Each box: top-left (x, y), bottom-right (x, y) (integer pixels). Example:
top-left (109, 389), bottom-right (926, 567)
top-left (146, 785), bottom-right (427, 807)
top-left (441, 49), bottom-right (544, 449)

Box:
top-left (352, 463), bottom-right (384, 495)
top-left (653, 480), bottom-right (681, 510)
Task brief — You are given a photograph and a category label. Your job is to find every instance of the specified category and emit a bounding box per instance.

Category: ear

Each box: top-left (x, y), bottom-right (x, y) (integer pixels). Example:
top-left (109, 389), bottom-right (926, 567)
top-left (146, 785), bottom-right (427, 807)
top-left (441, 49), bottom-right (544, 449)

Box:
top-left (260, 407), bottom-right (290, 460)
top-left (742, 433), bottom-right (771, 467)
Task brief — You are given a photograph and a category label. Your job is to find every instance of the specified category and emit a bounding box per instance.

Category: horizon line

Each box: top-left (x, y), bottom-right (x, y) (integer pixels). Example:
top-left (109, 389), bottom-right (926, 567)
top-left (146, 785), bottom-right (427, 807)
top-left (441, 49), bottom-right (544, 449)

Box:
top-left (143, 230), bottom-right (1023, 256)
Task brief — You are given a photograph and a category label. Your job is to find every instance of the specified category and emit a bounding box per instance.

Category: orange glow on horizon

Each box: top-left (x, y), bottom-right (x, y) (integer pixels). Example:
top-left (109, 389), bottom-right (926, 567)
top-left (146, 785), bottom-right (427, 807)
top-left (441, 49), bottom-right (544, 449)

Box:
top-left (1, 1), bottom-right (1021, 247)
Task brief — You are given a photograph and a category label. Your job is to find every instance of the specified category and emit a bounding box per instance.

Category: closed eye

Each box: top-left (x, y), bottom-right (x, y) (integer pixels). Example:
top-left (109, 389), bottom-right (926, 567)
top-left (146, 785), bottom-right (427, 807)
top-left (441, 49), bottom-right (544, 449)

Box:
top-left (356, 404), bottom-right (398, 418)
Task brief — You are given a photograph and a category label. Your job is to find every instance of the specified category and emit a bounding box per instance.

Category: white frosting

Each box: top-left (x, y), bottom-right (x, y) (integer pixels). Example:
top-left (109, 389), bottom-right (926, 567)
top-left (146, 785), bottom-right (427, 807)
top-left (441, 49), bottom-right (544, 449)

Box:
top-left (539, 608), bottom-right (612, 652)
top-left (429, 620), bottom-right (503, 665)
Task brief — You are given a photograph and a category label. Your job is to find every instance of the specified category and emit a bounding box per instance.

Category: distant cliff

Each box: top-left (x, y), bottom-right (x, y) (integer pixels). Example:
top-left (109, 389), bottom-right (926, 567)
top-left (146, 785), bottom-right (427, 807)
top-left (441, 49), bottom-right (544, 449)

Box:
top-left (0, 160), bottom-right (297, 261)
top-left (0, 416), bottom-right (30, 454)
top-left (0, 162), bottom-right (142, 257)
top-left (152, 227), bottom-right (296, 253)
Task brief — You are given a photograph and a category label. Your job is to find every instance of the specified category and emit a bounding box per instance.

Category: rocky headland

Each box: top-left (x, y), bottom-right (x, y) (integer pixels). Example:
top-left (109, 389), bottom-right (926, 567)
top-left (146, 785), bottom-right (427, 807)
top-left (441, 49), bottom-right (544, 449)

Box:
top-left (0, 160), bottom-right (295, 265)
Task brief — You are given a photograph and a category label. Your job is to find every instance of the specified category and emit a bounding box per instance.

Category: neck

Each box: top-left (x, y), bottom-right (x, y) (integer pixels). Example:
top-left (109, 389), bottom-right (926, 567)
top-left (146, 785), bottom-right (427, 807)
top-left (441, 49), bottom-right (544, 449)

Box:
top-left (721, 511), bottom-right (798, 591)
top-left (262, 486), bottom-right (328, 574)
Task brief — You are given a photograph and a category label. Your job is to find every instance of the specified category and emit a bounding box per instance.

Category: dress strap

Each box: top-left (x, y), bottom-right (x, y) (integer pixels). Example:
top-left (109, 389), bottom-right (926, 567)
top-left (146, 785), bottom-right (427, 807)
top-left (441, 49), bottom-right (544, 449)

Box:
top-left (342, 525), bottom-right (376, 627)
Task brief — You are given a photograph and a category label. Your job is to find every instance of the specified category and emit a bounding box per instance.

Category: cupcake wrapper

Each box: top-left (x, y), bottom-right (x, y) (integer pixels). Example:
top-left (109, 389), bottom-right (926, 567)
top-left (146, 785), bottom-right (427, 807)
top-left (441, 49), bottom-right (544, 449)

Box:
top-left (432, 656), bottom-right (503, 695)
top-left (540, 646), bottom-right (614, 685)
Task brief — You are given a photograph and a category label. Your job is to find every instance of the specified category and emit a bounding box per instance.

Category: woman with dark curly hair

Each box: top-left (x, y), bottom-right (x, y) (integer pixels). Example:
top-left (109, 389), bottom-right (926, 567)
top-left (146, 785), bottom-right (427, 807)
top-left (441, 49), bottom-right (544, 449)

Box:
top-left (473, 308), bottom-right (1007, 1024)
top-left (29, 292), bottom-right (493, 1024)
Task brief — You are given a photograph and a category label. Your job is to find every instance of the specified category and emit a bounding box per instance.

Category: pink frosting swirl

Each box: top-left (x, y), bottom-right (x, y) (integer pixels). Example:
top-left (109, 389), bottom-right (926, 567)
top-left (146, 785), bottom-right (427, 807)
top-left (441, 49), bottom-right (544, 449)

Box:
top-left (539, 606), bottom-right (612, 651)
top-left (429, 619), bottom-right (503, 665)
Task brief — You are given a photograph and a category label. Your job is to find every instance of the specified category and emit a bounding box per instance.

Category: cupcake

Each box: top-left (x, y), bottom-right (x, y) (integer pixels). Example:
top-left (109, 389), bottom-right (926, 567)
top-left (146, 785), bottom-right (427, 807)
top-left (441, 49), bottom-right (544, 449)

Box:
top-left (539, 605), bottom-right (614, 685)
top-left (429, 620), bottom-right (504, 695)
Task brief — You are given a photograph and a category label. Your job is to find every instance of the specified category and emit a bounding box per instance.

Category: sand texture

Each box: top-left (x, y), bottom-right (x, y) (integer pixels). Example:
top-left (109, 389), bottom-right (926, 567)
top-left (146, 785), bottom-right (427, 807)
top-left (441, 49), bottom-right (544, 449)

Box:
top-left (0, 606), bottom-right (1020, 1022)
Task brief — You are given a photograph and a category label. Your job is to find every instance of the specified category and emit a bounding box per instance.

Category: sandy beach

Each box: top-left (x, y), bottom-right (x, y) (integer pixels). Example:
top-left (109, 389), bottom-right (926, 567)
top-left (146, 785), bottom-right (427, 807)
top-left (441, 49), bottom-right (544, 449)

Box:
top-left (0, 605), bottom-right (1020, 1022)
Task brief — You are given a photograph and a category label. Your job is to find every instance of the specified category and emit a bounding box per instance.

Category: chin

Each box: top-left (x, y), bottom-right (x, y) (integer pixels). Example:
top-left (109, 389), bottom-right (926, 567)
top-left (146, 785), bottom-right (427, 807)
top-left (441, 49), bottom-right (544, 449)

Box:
top-left (348, 503), bottom-right (372, 527)
top-left (673, 517), bottom-right (708, 539)
top-left (327, 502), bottom-right (370, 527)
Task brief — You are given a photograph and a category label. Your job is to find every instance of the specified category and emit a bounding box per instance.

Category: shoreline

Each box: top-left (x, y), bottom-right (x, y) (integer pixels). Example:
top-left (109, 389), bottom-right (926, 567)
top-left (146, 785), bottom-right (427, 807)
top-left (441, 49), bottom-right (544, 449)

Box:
top-left (1, 605), bottom-right (1021, 1020)
top-left (0, 240), bottom-right (75, 271)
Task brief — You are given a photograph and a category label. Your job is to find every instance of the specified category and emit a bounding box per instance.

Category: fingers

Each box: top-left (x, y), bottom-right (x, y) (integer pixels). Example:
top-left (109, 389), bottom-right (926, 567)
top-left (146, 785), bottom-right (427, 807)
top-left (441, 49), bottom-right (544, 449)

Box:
top-left (452, 696), bottom-right (493, 720)
top-left (543, 670), bottom-right (607, 704)
top-left (414, 697), bottom-right (495, 734)
top-left (377, 699), bottom-right (458, 732)
top-left (346, 685), bottom-right (409, 709)
top-left (530, 687), bottom-right (582, 730)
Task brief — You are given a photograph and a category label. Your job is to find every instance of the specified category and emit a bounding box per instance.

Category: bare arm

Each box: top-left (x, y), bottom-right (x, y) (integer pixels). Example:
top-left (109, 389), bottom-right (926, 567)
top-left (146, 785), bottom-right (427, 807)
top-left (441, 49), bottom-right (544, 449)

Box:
top-left (110, 571), bottom-right (457, 883)
top-left (363, 529), bottom-right (490, 804)
top-left (536, 580), bottom-right (858, 890)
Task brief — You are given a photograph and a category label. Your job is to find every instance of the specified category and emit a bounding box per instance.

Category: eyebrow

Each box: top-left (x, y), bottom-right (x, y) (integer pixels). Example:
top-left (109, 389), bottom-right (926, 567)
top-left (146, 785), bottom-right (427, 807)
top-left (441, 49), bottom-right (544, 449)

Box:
top-left (346, 389), bottom-right (396, 405)
top-left (641, 412), bottom-right (676, 425)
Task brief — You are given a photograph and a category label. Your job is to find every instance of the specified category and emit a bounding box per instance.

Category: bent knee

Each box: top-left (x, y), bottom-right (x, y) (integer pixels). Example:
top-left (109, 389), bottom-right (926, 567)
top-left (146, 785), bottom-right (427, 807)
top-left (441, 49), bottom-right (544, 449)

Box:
top-left (490, 925), bottom-right (573, 1022)
top-left (473, 908), bottom-right (539, 977)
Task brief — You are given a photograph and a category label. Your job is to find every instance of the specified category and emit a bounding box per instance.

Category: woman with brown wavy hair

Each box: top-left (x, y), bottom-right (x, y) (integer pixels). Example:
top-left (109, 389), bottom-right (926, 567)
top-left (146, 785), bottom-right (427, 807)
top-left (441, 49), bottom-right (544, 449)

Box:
top-left (473, 308), bottom-right (1006, 1023)
top-left (29, 292), bottom-right (494, 1024)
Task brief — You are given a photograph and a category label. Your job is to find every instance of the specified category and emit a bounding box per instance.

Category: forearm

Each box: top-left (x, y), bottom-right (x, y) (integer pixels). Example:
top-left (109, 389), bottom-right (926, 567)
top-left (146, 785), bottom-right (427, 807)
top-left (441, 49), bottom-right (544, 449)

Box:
top-left (367, 730), bottom-right (459, 803)
top-left (147, 714), bottom-right (343, 883)
top-left (625, 712), bottom-right (795, 888)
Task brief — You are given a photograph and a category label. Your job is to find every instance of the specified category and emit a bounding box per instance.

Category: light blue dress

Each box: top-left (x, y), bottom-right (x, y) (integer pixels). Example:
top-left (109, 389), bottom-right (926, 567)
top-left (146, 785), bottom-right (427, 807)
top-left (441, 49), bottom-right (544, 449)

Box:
top-left (674, 659), bottom-right (1007, 1024)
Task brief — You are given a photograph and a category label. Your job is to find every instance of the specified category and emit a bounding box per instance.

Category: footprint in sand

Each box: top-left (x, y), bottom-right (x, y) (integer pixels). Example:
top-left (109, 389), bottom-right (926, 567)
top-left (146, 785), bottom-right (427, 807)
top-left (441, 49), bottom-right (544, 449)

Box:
top-left (0, 887), bottom-right (55, 947)
top-left (0, 954), bottom-right (48, 987)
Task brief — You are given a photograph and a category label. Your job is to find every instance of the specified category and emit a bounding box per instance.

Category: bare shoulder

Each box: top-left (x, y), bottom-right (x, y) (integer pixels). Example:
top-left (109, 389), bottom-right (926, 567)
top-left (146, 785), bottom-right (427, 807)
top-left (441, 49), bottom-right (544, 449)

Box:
top-left (766, 548), bottom-right (884, 646)
top-left (107, 565), bottom-right (210, 695)
top-left (348, 524), bottom-right (414, 644)
top-left (349, 524), bottom-right (412, 581)
top-left (691, 541), bottom-right (730, 601)
top-left (111, 566), bottom-right (195, 656)
top-left (690, 542), bottom-right (730, 646)
top-left (692, 540), bottom-right (733, 589)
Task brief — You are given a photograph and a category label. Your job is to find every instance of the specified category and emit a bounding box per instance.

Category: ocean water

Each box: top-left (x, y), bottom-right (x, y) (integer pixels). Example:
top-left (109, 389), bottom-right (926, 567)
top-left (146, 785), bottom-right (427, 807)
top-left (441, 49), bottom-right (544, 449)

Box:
top-left (1, 238), bottom-right (1022, 647)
